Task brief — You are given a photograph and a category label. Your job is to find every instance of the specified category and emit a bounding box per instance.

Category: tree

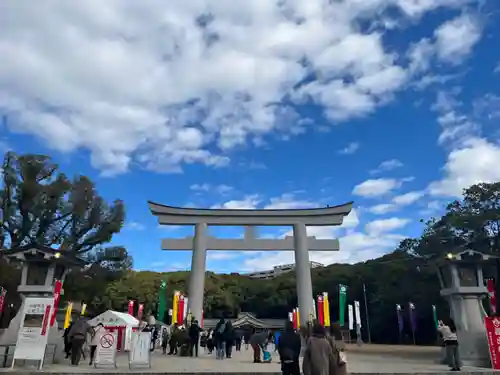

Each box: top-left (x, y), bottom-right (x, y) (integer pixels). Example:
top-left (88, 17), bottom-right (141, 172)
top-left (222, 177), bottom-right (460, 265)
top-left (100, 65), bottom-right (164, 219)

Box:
top-left (0, 152), bottom-right (125, 253)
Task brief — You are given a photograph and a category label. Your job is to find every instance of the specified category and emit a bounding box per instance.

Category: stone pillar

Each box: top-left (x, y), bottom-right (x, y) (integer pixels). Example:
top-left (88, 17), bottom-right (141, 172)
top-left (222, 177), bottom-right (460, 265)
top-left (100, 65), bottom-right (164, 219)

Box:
top-left (293, 223), bottom-right (314, 326)
top-left (187, 223), bottom-right (207, 323)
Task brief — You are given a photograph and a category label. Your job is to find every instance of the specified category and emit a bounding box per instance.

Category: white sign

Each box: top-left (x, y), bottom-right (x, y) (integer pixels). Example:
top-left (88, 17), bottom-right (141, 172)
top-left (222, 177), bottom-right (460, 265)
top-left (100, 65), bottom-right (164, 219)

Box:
top-left (129, 331), bottom-right (151, 369)
top-left (124, 325), bottom-right (132, 351)
top-left (354, 300), bottom-right (362, 326)
top-left (12, 297), bottom-right (53, 369)
top-left (348, 304), bottom-right (354, 330)
top-left (94, 331), bottom-right (118, 368)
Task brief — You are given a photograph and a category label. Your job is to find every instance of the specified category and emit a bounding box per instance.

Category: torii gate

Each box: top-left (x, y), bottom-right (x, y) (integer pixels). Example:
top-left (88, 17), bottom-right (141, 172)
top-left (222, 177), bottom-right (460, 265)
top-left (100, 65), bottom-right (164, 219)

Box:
top-left (148, 201), bottom-right (353, 326)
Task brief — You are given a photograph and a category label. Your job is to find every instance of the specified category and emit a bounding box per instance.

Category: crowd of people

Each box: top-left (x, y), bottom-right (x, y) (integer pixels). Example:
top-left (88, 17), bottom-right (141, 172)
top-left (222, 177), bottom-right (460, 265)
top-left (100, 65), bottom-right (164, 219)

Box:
top-left (61, 315), bottom-right (349, 375)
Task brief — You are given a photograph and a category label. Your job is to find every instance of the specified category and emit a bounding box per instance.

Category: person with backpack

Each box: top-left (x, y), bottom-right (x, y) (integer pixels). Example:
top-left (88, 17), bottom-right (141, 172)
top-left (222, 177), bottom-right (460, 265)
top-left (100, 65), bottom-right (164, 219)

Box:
top-left (214, 317), bottom-right (228, 360)
top-left (278, 321), bottom-right (302, 375)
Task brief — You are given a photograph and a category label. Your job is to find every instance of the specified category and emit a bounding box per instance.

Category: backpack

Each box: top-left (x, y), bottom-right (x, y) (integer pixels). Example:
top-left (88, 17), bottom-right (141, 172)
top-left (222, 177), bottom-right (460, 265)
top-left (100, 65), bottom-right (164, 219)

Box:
top-left (217, 321), bottom-right (227, 335)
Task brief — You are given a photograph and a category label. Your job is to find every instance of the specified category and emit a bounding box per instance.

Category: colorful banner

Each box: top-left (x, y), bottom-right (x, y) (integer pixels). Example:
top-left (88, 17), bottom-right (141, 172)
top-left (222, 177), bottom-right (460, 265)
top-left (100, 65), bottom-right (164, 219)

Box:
top-left (323, 292), bottom-right (331, 327)
top-left (177, 295), bottom-right (185, 324)
top-left (128, 300), bottom-right (134, 315)
top-left (172, 292), bottom-right (180, 324)
top-left (50, 280), bottom-right (63, 326)
top-left (183, 297), bottom-right (189, 321)
top-left (485, 316), bottom-right (500, 369)
top-left (317, 295), bottom-right (325, 325)
top-left (138, 303), bottom-right (144, 322)
top-left (348, 304), bottom-right (354, 330)
top-left (297, 307), bottom-right (301, 329)
top-left (409, 302), bottom-right (417, 332)
top-left (157, 280), bottom-right (167, 321)
top-left (396, 304), bottom-right (404, 333)
top-left (339, 284), bottom-right (347, 326)
top-left (488, 279), bottom-right (497, 315)
top-left (292, 309), bottom-right (297, 329)
top-left (64, 302), bottom-right (73, 329)
top-left (432, 305), bottom-right (438, 328)
top-left (0, 287), bottom-right (7, 314)
top-left (81, 303), bottom-right (87, 316)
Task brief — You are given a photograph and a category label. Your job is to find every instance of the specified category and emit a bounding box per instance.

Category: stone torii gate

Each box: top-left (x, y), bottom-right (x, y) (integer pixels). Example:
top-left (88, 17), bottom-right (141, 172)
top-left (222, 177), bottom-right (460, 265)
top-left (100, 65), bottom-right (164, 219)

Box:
top-left (148, 201), bottom-right (353, 326)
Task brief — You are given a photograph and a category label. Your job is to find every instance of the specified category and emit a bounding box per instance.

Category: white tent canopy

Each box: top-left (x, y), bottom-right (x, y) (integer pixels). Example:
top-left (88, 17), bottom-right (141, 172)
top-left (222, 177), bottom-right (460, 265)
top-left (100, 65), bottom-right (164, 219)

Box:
top-left (89, 310), bottom-right (139, 327)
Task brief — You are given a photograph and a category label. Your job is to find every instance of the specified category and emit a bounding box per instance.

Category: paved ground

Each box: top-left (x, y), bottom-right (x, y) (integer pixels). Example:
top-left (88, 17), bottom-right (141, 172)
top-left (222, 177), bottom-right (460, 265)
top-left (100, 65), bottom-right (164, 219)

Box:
top-left (1, 345), bottom-right (496, 374)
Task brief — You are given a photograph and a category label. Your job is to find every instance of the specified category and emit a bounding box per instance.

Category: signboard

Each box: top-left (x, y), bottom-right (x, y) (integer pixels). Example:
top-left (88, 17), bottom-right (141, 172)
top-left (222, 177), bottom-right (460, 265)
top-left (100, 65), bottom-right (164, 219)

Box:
top-left (485, 316), bottom-right (500, 369)
top-left (129, 331), bottom-right (151, 369)
top-left (124, 325), bottom-right (132, 351)
top-left (94, 332), bottom-right (118, 368)
top-left (12, 297), bottom-right (53, 369)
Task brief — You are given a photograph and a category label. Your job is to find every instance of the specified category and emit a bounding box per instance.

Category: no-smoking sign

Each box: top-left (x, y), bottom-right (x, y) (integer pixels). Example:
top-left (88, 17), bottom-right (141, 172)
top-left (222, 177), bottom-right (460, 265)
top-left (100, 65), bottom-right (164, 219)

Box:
top-left (100, 333), bottom-right (114, 348)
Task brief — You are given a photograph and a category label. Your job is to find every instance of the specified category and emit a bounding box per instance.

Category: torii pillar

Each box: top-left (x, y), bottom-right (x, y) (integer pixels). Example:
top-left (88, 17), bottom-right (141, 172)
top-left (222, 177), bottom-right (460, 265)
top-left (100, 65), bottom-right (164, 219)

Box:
top-left (148, 201), bottom-right (353, 326)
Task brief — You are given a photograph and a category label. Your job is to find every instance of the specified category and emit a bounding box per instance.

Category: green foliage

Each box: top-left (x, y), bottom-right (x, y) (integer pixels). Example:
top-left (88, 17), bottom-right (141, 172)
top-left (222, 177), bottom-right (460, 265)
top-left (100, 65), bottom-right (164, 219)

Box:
top-left (0, 152), bottom-right (125, 253)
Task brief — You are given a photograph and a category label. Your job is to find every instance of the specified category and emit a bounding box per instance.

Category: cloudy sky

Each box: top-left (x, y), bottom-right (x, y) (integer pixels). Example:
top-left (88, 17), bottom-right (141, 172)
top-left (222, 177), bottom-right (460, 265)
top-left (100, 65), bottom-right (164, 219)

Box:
top-left (1, 0), bottom-right (499, 273)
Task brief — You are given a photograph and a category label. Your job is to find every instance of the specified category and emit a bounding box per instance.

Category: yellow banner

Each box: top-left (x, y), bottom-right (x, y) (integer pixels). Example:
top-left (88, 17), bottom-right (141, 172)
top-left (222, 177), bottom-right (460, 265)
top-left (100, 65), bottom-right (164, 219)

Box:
top-left (81, 303), bottom-right (87, 316)
top-left (64, 302), bottom-right (73, 329)
top-left (172, 291), bottom-right (180, 324)
top-left (297, 307), bottom-right (300, 329)
top-left (324, 292), bottom-right (331, 326)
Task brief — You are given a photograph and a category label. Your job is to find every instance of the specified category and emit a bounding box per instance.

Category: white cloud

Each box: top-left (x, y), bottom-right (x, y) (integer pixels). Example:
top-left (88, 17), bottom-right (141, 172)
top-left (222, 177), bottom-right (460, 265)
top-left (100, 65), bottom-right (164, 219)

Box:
top-left (264, 194), bottom-right (318, 210)
top-left (127, 221), bottom-right (146, 231)
top-left (191, 183), bottom-right (233, 194)
top-left (0, 0), bottom-right (478, 174)
top-left (368, 190), bottom-right (425, 214)
top-left (338, 142), bottom-right (360, 155)
top-left (365, 217), bottom-right (410, 235)
top-left (352, 177), bottom-right (411, 197)
top-left (211, 195), bottom-right (261, 209)
top-left (428, 138), bottom-right (500, 197)
top-left (434, 13), bottom-right (481, 63)
top-left (369, 159), bottom-right (403, 174)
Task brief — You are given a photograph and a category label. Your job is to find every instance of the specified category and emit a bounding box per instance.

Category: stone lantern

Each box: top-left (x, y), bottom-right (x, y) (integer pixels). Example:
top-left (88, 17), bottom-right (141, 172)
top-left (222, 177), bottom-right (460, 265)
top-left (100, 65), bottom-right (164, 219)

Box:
top-left (436, 249), bottom-right (491, 367)
top-left (0, 245), bottom-right (86, 362)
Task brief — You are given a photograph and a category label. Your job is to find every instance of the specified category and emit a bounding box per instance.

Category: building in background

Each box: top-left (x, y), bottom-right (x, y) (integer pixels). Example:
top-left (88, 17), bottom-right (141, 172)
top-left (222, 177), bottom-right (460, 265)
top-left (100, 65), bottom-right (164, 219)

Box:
top-left (247, 261), bottom-right (324, 279)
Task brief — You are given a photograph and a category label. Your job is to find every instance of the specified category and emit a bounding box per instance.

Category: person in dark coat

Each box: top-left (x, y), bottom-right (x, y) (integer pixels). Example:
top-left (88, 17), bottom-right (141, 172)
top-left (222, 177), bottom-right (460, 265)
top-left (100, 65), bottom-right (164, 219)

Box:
top-left (234, 329), bottom-right (243, 351)
top-left (188, 319), bottom-right (201, 357)
top-left (168, 324), bottom-right (179, 355)
top-left (63, 322), bottom-right (74, 359)
top-left (225, 320), bottom-right (234, 358)
top-left (67, 317), bottom-right (92, 366)
top-left (214, 318), bottom-right (228, 360)
top-left (278, 321), bottom-right (302, 375)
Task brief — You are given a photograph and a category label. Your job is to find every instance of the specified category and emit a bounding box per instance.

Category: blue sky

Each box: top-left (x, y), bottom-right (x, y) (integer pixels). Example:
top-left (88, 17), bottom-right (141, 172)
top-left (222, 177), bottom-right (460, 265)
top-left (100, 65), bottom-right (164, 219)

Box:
top-left (1, 0), bottom-right (500, 273)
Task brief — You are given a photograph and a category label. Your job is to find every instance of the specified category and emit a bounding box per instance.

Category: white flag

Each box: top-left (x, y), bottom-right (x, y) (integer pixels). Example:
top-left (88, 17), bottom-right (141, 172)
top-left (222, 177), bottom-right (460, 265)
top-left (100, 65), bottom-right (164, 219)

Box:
top-left (354, 300), bottom-right (362, 326)
top-left (348, 304), bottom-right (354, 330)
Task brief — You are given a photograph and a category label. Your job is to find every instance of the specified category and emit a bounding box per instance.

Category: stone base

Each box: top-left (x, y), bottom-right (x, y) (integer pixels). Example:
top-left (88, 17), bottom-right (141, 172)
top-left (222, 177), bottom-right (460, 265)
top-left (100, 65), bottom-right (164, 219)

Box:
top-left (0, 298), bottom-right (64, 365)
top-left (458, 330), bottom-right (491, 368)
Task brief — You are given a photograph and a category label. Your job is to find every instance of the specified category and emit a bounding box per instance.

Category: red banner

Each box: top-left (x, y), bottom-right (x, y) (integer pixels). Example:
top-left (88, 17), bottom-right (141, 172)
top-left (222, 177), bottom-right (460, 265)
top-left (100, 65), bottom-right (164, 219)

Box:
top-left (292, 309), bottom-right (298, 330)
top-left (41, 305), bottom-right (51, 336)
top-left (50, 280), bottom-right (63, 327)
top-left (317, 295), bottom-right (325, 325)
top-left (128, 300), bottom-right (134, 315)
top-left (488, 279), bottom-right (497, 315)
top-left (177, 295), bottom-right (185, 324)
top-left (0, 287), bottom-right (7, 313)
top-left (485, 316), bottom-right (500, 369)
top-left (137, 303), bottom-right (144, 322)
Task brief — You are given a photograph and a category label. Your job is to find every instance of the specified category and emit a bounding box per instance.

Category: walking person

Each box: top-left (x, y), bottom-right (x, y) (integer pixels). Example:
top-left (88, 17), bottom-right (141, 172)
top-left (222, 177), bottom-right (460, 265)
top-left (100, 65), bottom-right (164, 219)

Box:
top-left (89, 323), bottom-right (104, 366)
top-left (225, 319), bottom-right (234, 358)
top-left (234, 329), bottom-right (243, 351)
top-left (168, 324), bottom-right (179, 355)
top-left (438, 319), bottom-right (461, 371)
top-left (161, 328), bottom-right (169, 354)
top-left (250, 329), bottom-right (273, 363)
top-left (214, 317), bottom-right (228, 360)
top-left (63, 322), bottom-right (74, 359)
top-left (302, 323), bottom-right (337, 375)
top-left (278, 321), bottom-right (301, 375)
top-left (328, 323), bottom-right (348, 375)
top-left (68, 317), bottom-right (92, 366)
top-left (189, 319), bottom-right (201, 357)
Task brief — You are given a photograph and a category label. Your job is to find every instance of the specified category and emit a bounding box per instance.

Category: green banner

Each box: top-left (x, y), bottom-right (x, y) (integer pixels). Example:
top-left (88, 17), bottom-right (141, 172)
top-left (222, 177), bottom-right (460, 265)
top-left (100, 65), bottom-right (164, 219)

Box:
top-left (339, 284), bottom-right (347, 326)
top-left (157, 280), bottom-right (167, 321)
top-left (432, 305), bottom-right (438, 328)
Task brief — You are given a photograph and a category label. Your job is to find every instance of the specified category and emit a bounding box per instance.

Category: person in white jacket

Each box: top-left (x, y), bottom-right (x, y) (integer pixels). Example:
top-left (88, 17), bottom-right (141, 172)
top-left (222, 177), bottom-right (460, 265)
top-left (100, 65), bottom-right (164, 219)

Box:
top-left (89, 323), bottom-right (105, 366)
top-left (437, 319), bottom-right (460, 371)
